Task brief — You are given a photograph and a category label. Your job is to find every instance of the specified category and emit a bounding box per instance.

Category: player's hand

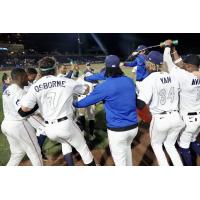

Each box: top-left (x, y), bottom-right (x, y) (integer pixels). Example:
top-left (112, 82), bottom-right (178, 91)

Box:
top-left (161, 40), bottom-right (173, 48)
top-left (119, 62), bottom-right (124, 67)
top-left (74, 65), bottom-right (79, 71)
top-left (83, 84), bottom-right (90, 95)
top-left (71, 64), bottom-right (75, 71)
top-left (132, 51), bottom-right (138, 56)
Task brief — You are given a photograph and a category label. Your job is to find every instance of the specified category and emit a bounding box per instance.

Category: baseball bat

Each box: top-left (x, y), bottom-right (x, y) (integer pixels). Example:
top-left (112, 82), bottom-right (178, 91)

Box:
top-left (131, 40), bottom-right (179, 56)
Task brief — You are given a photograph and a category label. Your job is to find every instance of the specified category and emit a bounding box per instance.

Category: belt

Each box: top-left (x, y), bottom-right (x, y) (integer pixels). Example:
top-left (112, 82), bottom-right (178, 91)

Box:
top-left (45, 116), bottom-right (68, 124)
top-left (160, 110), bottom-right (177, 115)
top-left (188, 112), bottom-right (200, 116)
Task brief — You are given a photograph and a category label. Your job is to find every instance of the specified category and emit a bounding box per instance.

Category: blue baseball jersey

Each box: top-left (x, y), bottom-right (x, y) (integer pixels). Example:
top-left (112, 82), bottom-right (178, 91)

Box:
top-left (2, 83), bottom-right (9, 92)
top-left (73, 75), bottom-right (138, 129)
top-left (124, 54), bottom-right (149, 81)
top-left (84, 70), bottom-right (106, 82)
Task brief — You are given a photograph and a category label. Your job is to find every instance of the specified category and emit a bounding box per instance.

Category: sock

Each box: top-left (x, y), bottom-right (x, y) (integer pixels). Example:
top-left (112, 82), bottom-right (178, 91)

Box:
top-left (178, 147), bottom-right (193, 166)
top-left (37, 135), bottom-right (47, 149)
top-left (190, 141), bottom-right (200, 156)
top-left (89, 120), bottom-right (95, 136)
top-left (63, 153), bottom-right (74, 166)
top-left (77, 116), bottom-right (86, 131)
top-left (86, 159), bottom-right (96, 166)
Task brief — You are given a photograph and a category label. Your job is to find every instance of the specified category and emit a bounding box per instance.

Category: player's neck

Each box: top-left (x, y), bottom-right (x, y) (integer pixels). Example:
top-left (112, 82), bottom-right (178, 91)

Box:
top-left (13, 82), bottom-right (24, 89)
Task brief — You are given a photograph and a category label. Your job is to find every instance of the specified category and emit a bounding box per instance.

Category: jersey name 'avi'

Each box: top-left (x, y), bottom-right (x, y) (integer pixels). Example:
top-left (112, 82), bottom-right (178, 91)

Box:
top-left (192, 78), bottom-right (200, 85)
top-left (160, 76), bottom-right (171, 84)
top-left (34, 80), bottom-right (66, 92)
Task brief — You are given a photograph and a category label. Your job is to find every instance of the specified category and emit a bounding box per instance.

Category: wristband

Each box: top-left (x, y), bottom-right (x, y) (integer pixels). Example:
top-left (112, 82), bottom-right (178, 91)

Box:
top-left (171, 51), bottom-right (177, 55)
top-left (174, 58), bottom-right (182, 64)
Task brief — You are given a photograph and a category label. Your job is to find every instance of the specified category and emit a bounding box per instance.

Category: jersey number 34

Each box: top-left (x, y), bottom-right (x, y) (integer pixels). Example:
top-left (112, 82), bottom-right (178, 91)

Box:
top-left (158, 87), bottom-right (175, 105)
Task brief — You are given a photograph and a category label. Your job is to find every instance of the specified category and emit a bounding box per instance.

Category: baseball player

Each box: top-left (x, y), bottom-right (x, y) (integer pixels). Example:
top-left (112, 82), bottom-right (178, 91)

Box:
top-left (1, 68), bottom-right (43, 166)
top-left (137, 51), bottom-right (184, 166)
top-left (163, 40), bottom-right (200, 165)
top-left (76, 69), bottom-right (96, 141)
top-left (20, 57), bottom-right (95, 166)
top-left (25, 67), bottom-right (48, 160)
top-left (26, 67), bottom-right (38, 84)
top-left (124, 45), bottom-right (149, 81)
top-left (57, 63), bottom-right (76, 166)
top-left (2, 73), bottom-right (11, 92)
top-left (73, 55), bottom-right (139, 166)
top-left (57, 62), bottom-right (83, 165)
top-left (57, 63), bottom-right (79, 79)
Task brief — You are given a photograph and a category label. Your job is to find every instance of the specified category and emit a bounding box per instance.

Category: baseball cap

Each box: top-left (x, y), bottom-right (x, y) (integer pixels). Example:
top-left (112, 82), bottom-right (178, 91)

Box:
top-left (105, 55), bottom-right (120, 68)
top-left (137, 45), bottom-right (146, 52)
top-left (183, 54), bottom-right (200, 67)
top-left (147, 51), bottom-right (163, 65)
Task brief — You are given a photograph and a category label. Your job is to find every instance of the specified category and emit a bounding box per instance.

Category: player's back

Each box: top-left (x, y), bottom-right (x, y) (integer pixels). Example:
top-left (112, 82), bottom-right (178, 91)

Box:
top-left (101, 75), bottom-right (138, 128)
top-left (140, 72), bottom-right (179, 114)
top-left (170, 67), bottom-right (200, 114)
top-left (30, 75), bottom-right (78, 121)
top-left (2, 84), bottom-right (25, 121)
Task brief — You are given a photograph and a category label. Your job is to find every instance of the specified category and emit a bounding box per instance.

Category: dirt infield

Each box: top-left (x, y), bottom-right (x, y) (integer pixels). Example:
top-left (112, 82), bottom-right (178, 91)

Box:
top-left (19, 122), bottom-right (200, 166)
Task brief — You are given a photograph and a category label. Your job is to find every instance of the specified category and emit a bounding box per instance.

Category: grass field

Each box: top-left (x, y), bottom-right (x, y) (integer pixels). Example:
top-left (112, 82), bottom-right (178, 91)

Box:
top-left (0, 65), bottom-right (134, 166)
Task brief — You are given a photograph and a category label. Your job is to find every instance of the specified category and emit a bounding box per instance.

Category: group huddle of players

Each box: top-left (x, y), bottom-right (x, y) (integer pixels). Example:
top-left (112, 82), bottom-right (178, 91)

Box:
top-left (1, 39), bottom-right (200, 166)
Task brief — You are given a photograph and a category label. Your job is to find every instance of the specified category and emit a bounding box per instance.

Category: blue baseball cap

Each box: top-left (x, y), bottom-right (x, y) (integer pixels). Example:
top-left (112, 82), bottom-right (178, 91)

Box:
top-left (147, 51), bottom-right (163, 65)
top-left (105, 55), bottom-right (120, 68)
top-left (137, 45), bottom-right (146, 52)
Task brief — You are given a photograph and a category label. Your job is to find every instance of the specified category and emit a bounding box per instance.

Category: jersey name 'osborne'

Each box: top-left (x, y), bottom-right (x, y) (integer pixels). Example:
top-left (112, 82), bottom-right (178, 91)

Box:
top-left (34, 80), bottom-right (66, 92)
top-left (160, 76), bottom-right (171, 84)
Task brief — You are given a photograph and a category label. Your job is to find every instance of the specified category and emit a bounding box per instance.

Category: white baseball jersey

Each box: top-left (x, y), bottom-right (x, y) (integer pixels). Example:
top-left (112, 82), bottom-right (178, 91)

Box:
top-left (57, 73), bottom-right (66, 78)
top-left (164, 47), bottom-right (200, 115)
top-left (24, 80), bottom-right (36, 92)
top-left (2, 84), bottom-right (26, 121)
top-left (138, 72), bottom-right (179, 115)
top-left (21, 75), bottom-right (87, 121)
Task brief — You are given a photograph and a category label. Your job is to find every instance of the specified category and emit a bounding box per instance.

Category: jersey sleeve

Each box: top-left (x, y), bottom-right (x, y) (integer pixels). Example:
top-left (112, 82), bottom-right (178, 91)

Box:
top-left (124, 59), bottom-right (137, 67)
top-left (84, 71), bottom-right (106, 82)
top-left (164, 47), bottom-right (188, 82)
top-left (137, 77), bottom-right (153, 104)
top-left (13, 91), bottom-right (24, 112)
top-left (163, 47), bottom-right (177, 72)
top-left (20, 85), bottom-right (37, 109)
top-left (73, 83), bottom-right (107, 108)
top-left (67, 79), bottom-right (87, 95)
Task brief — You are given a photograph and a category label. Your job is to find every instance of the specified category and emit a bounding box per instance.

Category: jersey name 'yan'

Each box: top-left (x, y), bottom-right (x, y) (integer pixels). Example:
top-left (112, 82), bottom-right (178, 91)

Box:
top-left (138, 72), bottom-right (180, 115)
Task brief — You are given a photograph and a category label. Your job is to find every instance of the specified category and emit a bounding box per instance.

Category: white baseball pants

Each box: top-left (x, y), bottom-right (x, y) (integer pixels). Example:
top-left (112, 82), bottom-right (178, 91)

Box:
top-left (178, 113), bottom-right (200, 148)
top-left (44, 117), bottom-right (93, 165)
top-left (107, 127), bottom-right (138, 166)
top-left (28, 115), bottom-right (46, 136)
top-left (150, 111), bottom-right (185, 166)
top-left (1, 119), bottom-right (43, 166)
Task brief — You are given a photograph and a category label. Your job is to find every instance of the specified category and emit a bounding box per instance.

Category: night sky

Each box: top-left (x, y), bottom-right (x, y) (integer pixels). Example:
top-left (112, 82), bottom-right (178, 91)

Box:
top-left (1, 33), bottom-right (200, 58)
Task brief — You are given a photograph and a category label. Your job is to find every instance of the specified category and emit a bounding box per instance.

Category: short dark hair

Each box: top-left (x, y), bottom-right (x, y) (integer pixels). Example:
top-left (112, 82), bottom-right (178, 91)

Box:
top-left (105, 67), bottom-right (124, 78)
top-left (38, 56), bottom-right (57, 76)
top-left (11, 68), bottom-right (26, 81)
top-left (2, 73), bottom-right (8, 83)
top-left (57, 63), bottom-right (69, 69)
top-left (26, 67), bottom-right (37, 75)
